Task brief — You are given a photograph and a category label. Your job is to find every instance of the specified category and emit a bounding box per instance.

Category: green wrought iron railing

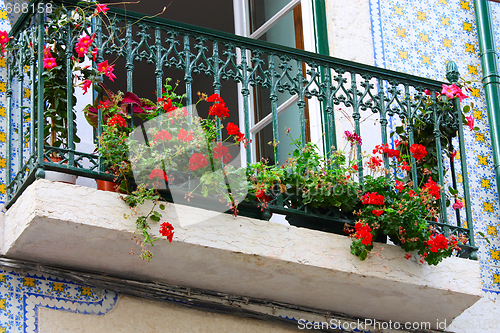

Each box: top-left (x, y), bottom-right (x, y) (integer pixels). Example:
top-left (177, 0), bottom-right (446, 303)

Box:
top-left (4, 0), bottom-right (476, 258)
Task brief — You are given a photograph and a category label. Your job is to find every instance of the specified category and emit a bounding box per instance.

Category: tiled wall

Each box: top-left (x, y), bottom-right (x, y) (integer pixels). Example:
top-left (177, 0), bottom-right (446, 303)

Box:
top-left (369, 0), bottom-right (500, 298)
top-left (0, 268), bottom-right (117, 333)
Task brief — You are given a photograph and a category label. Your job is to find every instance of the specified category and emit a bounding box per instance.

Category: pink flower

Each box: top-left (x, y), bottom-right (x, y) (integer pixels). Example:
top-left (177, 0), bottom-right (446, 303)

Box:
top-left (75, 42), bottom-right (88, 57)
top-left (82, 79), bottom-right (92, 95)
top-left (441, 84), bottom-right (456, 99)
top-left (97, 60), bottom-right (117, 82)
top-left (442, 84), bottom-right (469, 102)
top-left (78, 34), bottom-right (93, 48)
top-left (452, 199), bottom-right (464, 210)
top-left (452, 85), bottom-right (469, 102)
top-left (92, 47), bottom-right (98, 61)
top-left (95, 4), bottom-right (109, 14)
top-left (0, 30), bottom-right (9, 45)
top-left (43, 48), bottom-right (57, 69)
top-left (466, 116), bottom-right (474, 131)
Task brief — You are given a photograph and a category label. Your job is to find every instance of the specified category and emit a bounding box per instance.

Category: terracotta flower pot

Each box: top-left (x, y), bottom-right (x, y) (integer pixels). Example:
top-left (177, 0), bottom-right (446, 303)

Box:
top-left (96, 179), bottom-right (123, 192)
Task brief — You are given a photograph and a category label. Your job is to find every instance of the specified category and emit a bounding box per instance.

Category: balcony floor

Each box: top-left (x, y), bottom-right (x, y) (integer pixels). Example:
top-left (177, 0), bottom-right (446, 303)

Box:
top-left (2, 180), bottom-right (481, 329)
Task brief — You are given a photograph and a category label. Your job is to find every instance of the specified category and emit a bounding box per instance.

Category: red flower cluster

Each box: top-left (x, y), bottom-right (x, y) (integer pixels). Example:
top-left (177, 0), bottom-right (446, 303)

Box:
top-left (208, 94), bottom-right (230, 119)
top-left (226, 122), bottom-right (245, 143)
top-left (159, 222), bottom-right (174, 242)
top-left (189, 153), bottom-right (209, 171)
top-left (372, 209), bottom-right (384, 216)
top-left (361, 192), bottom-right (385, 205)
top-left (401, 161), bottom-right (411, 171)
top-left (366, 156), bottom-right (382, 169)
top-left (158, 97), bottom-right (177, 113)
top-left (107, 114), bottom-right (127, 127)
top-left (148, 168), bottom-right (168, 182)
top-left (426, 233), bottom-right (448, 253)
top-left (154, 130), bottom-right (172, 142)
top-left (409, 144), bottom-right (427, 160)
top-left (395, 180), bottom-right (405, 191)
top-left (212, 142), bottom-right (232, 163)
top-left (422, 178), bottom-right (440, 200)
top-left (354, 222), bottom-right (373, 246)
top-left (373, 143), bottom-right (401, 161)
top-left (177, 128), bottom-right (193, 142)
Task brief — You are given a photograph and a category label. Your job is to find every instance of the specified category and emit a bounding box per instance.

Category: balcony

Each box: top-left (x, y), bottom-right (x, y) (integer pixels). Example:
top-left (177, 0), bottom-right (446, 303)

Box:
top-left (1, 0), bottom-right (481, 328)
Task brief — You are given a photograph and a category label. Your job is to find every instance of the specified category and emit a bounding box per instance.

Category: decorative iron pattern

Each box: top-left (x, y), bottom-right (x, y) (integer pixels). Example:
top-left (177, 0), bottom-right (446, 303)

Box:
top-left (3, 0), bottom-right (475, 257)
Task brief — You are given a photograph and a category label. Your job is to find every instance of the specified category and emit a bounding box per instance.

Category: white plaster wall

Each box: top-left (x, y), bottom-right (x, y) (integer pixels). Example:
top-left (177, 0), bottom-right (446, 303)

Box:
top-left (39, 294), bottom-right (298, 333)
top-left (324, 0), bottom-right (381, 157)
top-left (325, 0), bottom-right (374, 66)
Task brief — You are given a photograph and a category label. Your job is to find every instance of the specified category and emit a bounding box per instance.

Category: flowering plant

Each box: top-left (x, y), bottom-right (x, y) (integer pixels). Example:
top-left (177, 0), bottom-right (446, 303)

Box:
top-left (99, 79), bottom-right (248, 260)
top-left (246, 126), bottom-right (465, 265)
top-left (393, 82), bottom-right (477, 190)
top-left (2, 3), bottom-right (117, 149)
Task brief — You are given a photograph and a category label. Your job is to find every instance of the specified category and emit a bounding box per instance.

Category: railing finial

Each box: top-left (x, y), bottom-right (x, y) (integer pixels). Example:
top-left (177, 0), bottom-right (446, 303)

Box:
top-left (446, 61), bottom-right (460, 83)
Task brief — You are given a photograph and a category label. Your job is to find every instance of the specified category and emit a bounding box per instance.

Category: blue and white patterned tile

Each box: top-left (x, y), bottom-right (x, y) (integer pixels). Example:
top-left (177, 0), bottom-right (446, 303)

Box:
top-left (0, 268), bottom-right (117, 333)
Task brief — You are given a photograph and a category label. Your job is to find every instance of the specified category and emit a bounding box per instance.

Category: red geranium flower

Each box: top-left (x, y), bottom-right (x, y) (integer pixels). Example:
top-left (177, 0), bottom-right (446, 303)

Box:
top-left (409, 144), bottom-right (427, 160)
top-left (207, 93), bottom-right (224, 103)
top-left (395, 180), bottom-right (405, 191)
top-left (189, 153), bottom-right (209, 171)
top-left (426, 233), bottom-right (448, 253)
top-left (361, 192), bottom-right (385, 205)
top-left (209, 102), bottom-right (230, 119)
top-left (159, 222), bottom-right (174, 242)
top-left (354, 222), bottom-right (373, 246)
top-left (177, 128), bottom-right (193, 142)
top-left (422, 178), bottom-right (441, 200)
top-left (401, 161), bottom-right (411, 171)
top-left (226, 122), bottom-right (241, 135)
top-left (149, 168), bottom-right (168, 182)
top-left (107, 114), bottom-right (127, 127)
top-left (372, 209), bottom-right (384, 216)
top-left (154, 130), bottom-right (172, 142)
top-left (212, 142), bottom-right (232, 163)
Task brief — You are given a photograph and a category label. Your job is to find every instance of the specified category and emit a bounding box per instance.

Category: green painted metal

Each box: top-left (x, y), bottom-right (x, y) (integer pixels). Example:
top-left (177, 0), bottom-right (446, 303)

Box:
top-left (447, 60), bottom-right (477, 255)
top-left (269, 55), bottom-right (280, 164)
top-left (36, 11), bottom-right (45, 169)
top-left (474, 0), bottom-right (500, 207)
top-left (1, 0), bottom-right (476, 257)
top-left (312, 0), bottom-right (337, 153)
top-left (65, 8), bottom-right (74, 166)
top-left (431, 92), bottom-right (449, 233)
top-left (5, 53), bottom-right (12, 202)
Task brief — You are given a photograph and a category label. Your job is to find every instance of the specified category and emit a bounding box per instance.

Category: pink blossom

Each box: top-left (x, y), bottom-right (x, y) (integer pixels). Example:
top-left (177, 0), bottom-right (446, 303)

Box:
top-left (95, 4), bottom-right (109, 14)
top-left (82, 79), bottom-right (92, 95)
top-left (452, 199), bottom-right (464, 210)
top-left (97, 60), bottom-right (117, 82)
top-left (441, 84), bottom-right (456, 99)
top-left (465, 116), bottom-right (474, 131)
top-left (75, 42), bottom-right (88, 58)
top-left (92, 47), bottom-right (98, 61)
top-left (43, 48), bottom-right (57, 69)
top-left (450, 84), bottom-right (469, 102)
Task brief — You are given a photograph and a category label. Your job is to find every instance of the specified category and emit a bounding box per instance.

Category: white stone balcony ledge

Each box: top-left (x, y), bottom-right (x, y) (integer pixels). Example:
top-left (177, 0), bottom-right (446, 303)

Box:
top-left (2, 180), bottom-right (481, 329)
